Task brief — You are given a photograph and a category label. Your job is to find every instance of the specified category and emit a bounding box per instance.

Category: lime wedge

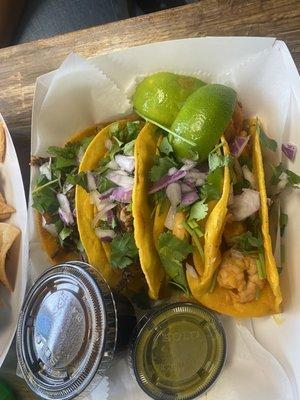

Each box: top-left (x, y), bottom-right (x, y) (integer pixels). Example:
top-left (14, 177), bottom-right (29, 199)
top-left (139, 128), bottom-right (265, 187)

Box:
top-left (170, 84), bottom-right (237, 161)
top-left (133, 72), bottom-right (206, 127)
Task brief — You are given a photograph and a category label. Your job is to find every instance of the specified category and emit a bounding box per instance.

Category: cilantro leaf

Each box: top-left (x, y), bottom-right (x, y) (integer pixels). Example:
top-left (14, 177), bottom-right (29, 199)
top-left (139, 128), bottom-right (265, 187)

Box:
top-left (208, 152), bottom-right (233, 172)
top-left (201, 167), bottom-right (223, 201)
top-left (189, 200), bottom-right (208, 221)
top-left (271, 162), bottom-right (300, 188)
top-left (149, 156), bottom-right (176, 182)
top-left (66, 171), bottom-right (89, 191)
top-left (157, 232), bottom-right (193, 294)
top-left (280, 213), bottom-right (288, 237)
top-left (110, 233), bottom-right (138, 269)
top-left (159, 137), bottom-right (173, 156)
top-left (123, 139), bottom-right (136, 156)
top-left (258, 125), bottom-right (277, 152)
top-left (96, 176), bottom-right (117, 193)
top-left (233, 231), bottom-right (263, 252)
top-left (59, 226), bottom-right (72, 242)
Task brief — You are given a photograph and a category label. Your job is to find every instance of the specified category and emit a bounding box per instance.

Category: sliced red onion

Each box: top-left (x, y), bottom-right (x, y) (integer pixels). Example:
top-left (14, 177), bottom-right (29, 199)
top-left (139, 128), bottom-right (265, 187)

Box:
top-left (105, 139), bottom-right (113, 150)
top-left (42, 216), bottom-right (57, 237)
top-left (229, 135), bottom-right (250, 158)
top-left (39, 160), bottom-right (52, 181)
top-left (184, 169), bottom-right (207, 186)
top-left (149, 169), bottom-right (187, 194)
top-left (181, 182), bottom-right (194, 193)
top-left (57, 193), bottom-right (74, 226)
top-left (282, 143), bottom-right (297, 161)
top-left (99, 187), bottom-right (132, 203)
top-left (166, 182), bottom-right (181, 209)
top-left (92, 202), bottom-right (117, 227)
top-left (229, 189), bottom-right (260, 221)
top-left (87, 171), bottom-right (97, 191)
top-left (181, 190), bottom-right (199, 206)
top-left (115, 154), bottom-right (135, 173)
top-left (164, 206), bottom-right (176, 230)
top-left (95, 228), bottom-right (116, 241)
top-left (242, 165), bottom-right (257, 189)
top-left (107, 170), bottom-right (134, 188)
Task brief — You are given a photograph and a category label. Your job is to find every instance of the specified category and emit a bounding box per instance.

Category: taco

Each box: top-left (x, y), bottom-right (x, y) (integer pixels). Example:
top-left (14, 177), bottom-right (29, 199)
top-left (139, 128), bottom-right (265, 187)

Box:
top-left (187, 118), bottom-right (283, 317)
top-left (75, 118), bottom-right (153, 293)
top-left (32, 122), bottom-right (109, 264)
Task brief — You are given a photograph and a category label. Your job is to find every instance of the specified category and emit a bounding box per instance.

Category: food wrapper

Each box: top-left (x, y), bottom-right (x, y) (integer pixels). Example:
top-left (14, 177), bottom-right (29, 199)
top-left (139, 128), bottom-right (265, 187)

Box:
top-left (29, 38), bottom-right (300, 399)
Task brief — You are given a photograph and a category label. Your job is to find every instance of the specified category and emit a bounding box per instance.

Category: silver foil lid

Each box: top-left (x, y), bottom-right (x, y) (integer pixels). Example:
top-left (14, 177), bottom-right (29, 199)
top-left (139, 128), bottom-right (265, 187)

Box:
top-left (16, 261), bottom-right (117, 400)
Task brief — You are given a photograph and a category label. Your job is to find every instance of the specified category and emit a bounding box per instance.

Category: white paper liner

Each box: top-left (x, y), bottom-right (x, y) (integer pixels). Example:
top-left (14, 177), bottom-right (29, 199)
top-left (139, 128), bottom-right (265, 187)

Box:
top-left (28, 38), bottom-right (300, 399)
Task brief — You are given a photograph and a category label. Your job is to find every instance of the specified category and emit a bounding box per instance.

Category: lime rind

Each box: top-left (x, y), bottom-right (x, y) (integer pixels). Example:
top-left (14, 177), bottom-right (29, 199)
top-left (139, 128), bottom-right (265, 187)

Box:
top-left (135, 109), bottom-right (197, 147)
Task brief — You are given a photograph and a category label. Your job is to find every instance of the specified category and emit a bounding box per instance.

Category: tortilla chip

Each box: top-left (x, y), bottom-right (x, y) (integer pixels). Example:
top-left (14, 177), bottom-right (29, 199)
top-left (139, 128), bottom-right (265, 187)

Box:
top-left (0, 223), bottom-right (20, 291)
top-left (0, 192), bottom-right (15, 221)
top-left (0, 124), bottom-right (5, 163)
top-left (133, 123), bottom-right (165, 299)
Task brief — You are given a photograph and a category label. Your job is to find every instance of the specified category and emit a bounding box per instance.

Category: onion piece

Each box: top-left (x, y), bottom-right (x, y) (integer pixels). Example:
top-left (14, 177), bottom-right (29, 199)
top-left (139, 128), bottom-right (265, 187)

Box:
top-left (181, 191), bottom-right (199, 206)
top-left (92, 202), bottom-right (117, 227)
top-left (229, 135), bottom-right (250, 158)
top-left (166, 183), bottom-right (181, 209)
top-left (149, 169), bottom-right (186, 194)
top-left (168, 167), bottom-right (178, 175)
top-left (107, 159), bottom-right (119, 170)
top-left (186, 263), bottom-right (198, 279)
top-left (181, 182), bottom-right (194, 193)
top-left (39, 160), bottom-right (52, 181)
top-left (62, 182), bottom-right (73, 194)
top-left (242, 165), bottom-right (257, 189)
top-left (99, 187), bottom-right (132, 203)
top-left (105, 139), bottom-right (112, 150)
top-left (184, 169), bottom-right (207, 186)
top-left (115, 155), bottom-right (135, 173)
top-left (90, 190), bottom-right (103, 210)
top-left (95, 228), bottom-right (116, 241)
top-left (181, 159), bottom-right (197, 170)
top-left (282, 143), bottom-right (297, 161)
top-left (107, 170), bottom-right (134, 188)
top-left (57, 193), bottom-right (74, 226)
top-left (229, 189), bottom-right (260, 221)
top-left (87, 171), bottom-right (97, 191)
top-left (42, 216), bottom-right (57, 237)
top-left (164, 206), bottom-right (176, 230)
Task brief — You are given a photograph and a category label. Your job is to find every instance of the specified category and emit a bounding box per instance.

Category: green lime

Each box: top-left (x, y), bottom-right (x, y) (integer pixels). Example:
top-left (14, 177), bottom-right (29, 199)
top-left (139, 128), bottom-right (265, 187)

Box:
top-left (133, 72), bottom-right (206, 127)
top-left (170, 84), bottom-right (237, 161)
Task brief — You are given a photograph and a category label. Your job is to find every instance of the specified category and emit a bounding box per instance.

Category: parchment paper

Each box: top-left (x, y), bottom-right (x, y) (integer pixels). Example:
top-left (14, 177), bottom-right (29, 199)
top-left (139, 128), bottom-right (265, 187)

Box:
top-left (29, 38), bottom-right (300, 399)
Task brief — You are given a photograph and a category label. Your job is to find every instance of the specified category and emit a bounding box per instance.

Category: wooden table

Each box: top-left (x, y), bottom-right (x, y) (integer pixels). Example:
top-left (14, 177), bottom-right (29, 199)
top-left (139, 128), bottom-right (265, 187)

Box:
top-left (0, 0), bottom-right (299, 398)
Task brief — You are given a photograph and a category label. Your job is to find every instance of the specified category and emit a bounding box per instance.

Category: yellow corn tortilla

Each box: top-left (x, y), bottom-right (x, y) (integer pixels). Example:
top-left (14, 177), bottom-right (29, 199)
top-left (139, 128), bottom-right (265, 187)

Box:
top-left (133, 123), bottom-right (165, 299)
top-left (187, 122), bottom-right (282, 317)
top-left (75, 121), bottom-right (137, 288)
top-left (0, 223), bottom-right (20, 291)
top-left (37, 122), bottom-right (106, 265)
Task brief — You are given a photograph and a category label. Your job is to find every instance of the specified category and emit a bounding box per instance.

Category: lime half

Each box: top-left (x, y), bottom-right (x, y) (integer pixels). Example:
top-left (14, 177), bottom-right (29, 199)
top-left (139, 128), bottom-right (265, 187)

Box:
top-left (170, 84), bottom-right (237, 161)
top-left (133, 72), bottom-right (206, 127)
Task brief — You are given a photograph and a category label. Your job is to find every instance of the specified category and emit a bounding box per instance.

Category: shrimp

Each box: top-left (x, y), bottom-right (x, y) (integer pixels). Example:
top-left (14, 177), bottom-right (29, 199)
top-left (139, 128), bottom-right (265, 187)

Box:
top-left (223, 220), bottom-right (247, 247)
top-left (217, 249), bottom-right (265, 303)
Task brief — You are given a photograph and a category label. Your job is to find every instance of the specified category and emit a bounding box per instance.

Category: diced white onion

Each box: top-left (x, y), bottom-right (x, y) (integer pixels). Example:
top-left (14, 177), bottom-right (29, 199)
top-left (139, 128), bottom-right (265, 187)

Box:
top-left (42, 216), bottom-right (57, 237)
top-left (115, 154), bottom-right (135, 173)
top-left (166, 182), bottom-right (181, 209)
top-left (229, 189), bottom-right (260, 221)
top-left (107, 171), bottom-right (134, 188)
top-left (39, 160), bottom-right (52, 181)
top-left (242, 165), bottom-right (257, 189)
top-left (87, 171), bottom-right (97, 191)
top-left (57, 193), bottom-right (74, 226)
top-left (164, 206), bottom-right (176, 230)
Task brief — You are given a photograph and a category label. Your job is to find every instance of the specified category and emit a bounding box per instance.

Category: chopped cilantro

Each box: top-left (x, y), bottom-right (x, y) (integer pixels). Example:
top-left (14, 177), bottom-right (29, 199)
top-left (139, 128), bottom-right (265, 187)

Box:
top-left (149, 156), bottom-right (176, 182)
top-left (110, 233), bottom-right (138, 269)
top-left (258, 124), bottom-right (277, 152)
top-left (271, 163), bottom-right (300, 188)
top-left (96, 176), bottom-right (116, 193)
top-left (123, 139), bottom-right (135, 156)
top-left (59, 226), bottom-right (72, 242)
top-left (233, 231), bottom-right (263, 252)
top-left (66, 171), bottom-right (89, 191)
top-left (208, 151), bottom-right (233, 172)
top-left (201, 167), bottom-right (223, 201)
top-left (157, 231), bottom-right (193, 294)
top-left (189, 200), bottom-right (208, 221)
top-left (159, 137), bottom-right (173, 156)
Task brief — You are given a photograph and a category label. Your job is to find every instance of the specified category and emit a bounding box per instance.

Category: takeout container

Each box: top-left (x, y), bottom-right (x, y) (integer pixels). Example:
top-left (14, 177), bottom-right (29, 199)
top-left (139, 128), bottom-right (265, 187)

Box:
top-left (0, 114), bottom-right (28, 367)
top-left (28, 37), bottom-right (300, 399)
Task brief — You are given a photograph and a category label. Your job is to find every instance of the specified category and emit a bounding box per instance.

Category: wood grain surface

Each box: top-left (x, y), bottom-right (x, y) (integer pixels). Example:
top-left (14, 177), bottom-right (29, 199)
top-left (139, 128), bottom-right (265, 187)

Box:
top-left (0, 1), bottom-right (299, 399)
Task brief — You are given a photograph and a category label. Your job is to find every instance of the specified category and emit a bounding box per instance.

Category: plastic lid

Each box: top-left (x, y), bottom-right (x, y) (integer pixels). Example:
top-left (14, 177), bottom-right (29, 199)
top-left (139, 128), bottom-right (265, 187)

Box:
top-left (16, 261), bottom-right (117, 400)
top-left (130, 302), bottom-right (226, 400)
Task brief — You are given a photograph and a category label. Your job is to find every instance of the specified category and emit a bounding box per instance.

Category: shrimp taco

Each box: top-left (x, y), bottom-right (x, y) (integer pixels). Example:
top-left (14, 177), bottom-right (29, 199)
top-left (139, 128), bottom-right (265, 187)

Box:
top-left (187, 118), bottom-right (283, 317)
